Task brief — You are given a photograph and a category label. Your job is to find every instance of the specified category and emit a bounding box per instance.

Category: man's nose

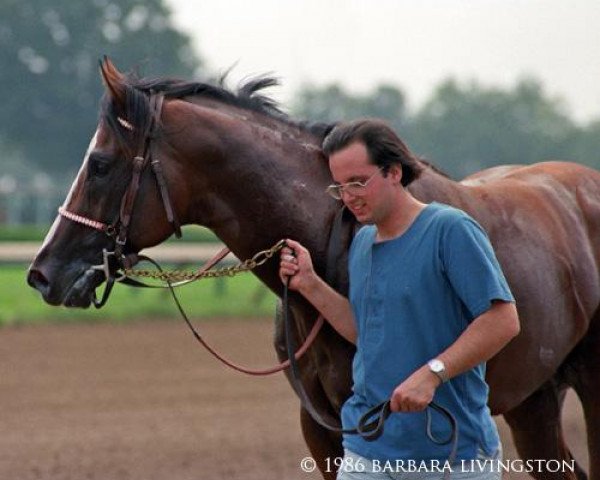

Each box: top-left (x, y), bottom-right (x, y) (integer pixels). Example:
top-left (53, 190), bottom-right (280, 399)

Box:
top-left (340, 189), bottom-right (360, 201)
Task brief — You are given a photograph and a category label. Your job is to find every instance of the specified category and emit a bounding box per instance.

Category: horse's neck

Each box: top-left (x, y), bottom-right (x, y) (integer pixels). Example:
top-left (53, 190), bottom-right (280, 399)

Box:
top-left (181, 108), bottom-right (336, 292)
top-left (409, 163), bottom-right (473, 209)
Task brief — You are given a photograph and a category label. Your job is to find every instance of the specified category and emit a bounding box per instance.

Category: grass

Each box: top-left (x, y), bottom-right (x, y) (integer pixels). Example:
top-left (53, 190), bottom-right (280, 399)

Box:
top-left (0, 225), bottom-right (48, 242)
top-left (1, 264), bottom-right (278, 327)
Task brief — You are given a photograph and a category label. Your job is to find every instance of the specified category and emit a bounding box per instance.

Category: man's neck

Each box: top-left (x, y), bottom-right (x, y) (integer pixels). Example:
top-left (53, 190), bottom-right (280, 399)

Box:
top-left (375, 191), bottom-right (427, 242)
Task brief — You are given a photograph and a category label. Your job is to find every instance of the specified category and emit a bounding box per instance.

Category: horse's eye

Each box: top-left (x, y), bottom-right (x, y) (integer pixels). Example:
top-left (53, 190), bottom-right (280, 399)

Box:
top-left (89, 159), bottom-right (111, 178)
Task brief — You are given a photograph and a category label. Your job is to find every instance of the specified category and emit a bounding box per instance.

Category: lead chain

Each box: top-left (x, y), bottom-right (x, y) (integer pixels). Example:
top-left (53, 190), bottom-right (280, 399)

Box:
top-left (122, 239), bottom-right (286, 282)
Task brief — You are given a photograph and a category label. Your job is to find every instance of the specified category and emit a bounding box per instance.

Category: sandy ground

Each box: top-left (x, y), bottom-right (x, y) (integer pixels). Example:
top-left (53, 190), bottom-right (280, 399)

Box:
top-left (0, 319), bottom-right (588, 480)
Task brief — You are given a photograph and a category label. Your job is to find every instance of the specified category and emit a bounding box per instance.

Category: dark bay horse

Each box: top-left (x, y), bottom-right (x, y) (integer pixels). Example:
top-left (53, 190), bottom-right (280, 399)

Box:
top-left (28, 59), bottom-right (600, 479)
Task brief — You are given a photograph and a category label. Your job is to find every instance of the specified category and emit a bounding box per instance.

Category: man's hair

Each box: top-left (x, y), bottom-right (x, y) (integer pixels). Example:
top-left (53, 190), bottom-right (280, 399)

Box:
top-left (322, 118), bottom-right (423, 186)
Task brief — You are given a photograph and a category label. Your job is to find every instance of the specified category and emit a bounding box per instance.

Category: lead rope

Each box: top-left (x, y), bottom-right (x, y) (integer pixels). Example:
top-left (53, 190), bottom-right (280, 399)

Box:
top-left (282, 275), bottom-right (459, 476)
top-left (125, 254), bottom-right (324, 376)
top-left (122, 243), bottom-right (459, 470)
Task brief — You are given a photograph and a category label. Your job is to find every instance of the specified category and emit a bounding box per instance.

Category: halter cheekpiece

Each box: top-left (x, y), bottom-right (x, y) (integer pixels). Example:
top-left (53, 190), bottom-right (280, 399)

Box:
top-left (57, 92), bottom-right (181, 306)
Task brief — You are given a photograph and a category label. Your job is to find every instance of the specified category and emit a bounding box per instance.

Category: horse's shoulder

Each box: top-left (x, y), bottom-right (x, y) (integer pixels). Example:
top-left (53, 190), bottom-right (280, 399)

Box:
top-left (461, 164), bottom-right (525, 186)
top-left (463, 161), bottom-right (600, 188)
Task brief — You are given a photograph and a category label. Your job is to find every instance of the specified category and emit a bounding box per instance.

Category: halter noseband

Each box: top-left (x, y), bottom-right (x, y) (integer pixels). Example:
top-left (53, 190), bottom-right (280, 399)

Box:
top-left (58, 206), bottom-right (112, 234)
top-left (58, 92), bottom-right (181, 306)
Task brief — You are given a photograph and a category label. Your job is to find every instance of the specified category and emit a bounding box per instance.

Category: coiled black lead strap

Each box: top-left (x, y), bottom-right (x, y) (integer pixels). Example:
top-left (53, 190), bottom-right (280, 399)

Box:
top-left (283, 275), bottom-right (459, 462)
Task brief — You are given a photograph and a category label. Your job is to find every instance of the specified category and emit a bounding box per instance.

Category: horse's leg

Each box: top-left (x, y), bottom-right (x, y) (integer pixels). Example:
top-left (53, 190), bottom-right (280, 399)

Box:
top-left (503, 380), bottom-right (586, 480)
top-left (566, 318), bottom-right (600, 480)
top-left (300, 407), bottom-right (343, 480)
top-left (571, 376), bottom-right (600, 480)
top-left (274, 303), bottom-right (346, 479)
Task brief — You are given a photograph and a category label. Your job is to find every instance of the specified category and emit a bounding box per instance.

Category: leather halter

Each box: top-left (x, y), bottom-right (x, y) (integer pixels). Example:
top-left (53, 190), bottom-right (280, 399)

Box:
top-left (58, 93), bottom-right (181, 306)
top-left (56, 92), bottom-right (325, 376)
top-left (113, 92), bottom-right (182, 253)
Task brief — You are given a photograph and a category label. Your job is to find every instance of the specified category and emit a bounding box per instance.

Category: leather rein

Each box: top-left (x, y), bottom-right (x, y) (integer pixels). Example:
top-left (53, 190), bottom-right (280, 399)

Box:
top-left (58, 92), bottom-right (459, 455)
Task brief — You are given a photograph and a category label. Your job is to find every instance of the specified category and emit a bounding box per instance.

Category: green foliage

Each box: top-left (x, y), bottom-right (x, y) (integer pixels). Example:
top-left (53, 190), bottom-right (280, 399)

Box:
top-left (406, 78), bottom-right (581, 178)
top-left (292, 77), bottom-right (600, 179)
top-left (567, 119), bottom-right (600, 168)
top-left (292, 83), bottom-right (407, 129)
top-left (0, 0), bottom-right (201, 178)
top-left (1, 265), bottom-right (277, 326)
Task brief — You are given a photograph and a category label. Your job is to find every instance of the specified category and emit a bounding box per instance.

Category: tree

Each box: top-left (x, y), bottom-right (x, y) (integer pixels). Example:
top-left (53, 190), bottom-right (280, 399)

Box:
top-left (567, 120), bottom-right (600, 170)
top-left (406, 78), bottom-right (578, 178)
top-left (291, 77), bottom-right (600, 179)
top-left (0, 0), bottom-right (202, 177)
top-left (292, 83), bottom-right (407, 131)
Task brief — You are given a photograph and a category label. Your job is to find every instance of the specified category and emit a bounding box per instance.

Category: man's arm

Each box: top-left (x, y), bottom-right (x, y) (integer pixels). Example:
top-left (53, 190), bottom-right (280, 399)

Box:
top-left (279, 239), bottom-right (357, 344)
top-left (390, 300), bottom-right (520, 412)
top-left (437, 300), bottom-right (520, 379)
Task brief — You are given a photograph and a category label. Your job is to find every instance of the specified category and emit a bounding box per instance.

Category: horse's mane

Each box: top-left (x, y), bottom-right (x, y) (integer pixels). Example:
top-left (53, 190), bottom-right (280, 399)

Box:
top-left (100, 70), bottom-right (335, 152)
top-left (418, 158), bottom-right (452, 179)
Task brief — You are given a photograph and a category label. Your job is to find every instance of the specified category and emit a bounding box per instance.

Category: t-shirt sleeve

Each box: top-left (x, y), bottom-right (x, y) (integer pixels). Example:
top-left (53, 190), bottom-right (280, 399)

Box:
top-left (440, 214), bottom-right (514, 319)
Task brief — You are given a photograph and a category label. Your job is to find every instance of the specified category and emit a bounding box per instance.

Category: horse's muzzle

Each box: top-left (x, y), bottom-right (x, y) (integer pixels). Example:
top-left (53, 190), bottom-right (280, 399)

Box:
top-left (27, 264), bottom-right (104, 308)
top-left (27, 267), bottom-right (57, 304)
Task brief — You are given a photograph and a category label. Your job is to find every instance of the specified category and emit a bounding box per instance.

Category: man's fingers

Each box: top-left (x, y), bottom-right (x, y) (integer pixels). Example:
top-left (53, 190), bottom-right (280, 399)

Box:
top-left (280, 265), bottom-right (297, 275)
top-left (279, 239), bottom-right (311, 291)
top-left (284, 238), bottom-right (301, 249)
top-left (280, 247), bottom-right (298, 262)
top-left (281, 257), bottom-right (299, 268)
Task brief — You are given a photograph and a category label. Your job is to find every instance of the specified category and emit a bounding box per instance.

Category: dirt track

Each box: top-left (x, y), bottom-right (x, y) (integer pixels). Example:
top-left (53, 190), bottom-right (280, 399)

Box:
top-left (0, 319), bottom-right (588, 480)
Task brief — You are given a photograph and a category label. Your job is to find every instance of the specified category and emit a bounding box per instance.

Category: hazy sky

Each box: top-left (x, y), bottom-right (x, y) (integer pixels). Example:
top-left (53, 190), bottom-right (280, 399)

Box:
top-left (167, 0), bottom-right (600, 123)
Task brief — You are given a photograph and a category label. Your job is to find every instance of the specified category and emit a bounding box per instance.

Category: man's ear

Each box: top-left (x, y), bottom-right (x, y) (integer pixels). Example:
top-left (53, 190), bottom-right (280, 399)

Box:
top-left (99, 56), bottom-right (127, 110)
top-left (388, 164), bottom-right (403, 185)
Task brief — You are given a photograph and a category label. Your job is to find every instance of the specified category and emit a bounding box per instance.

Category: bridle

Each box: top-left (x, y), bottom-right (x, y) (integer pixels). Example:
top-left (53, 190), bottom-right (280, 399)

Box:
top-left (57, 91), bottom-right (324, 376)
top-left (58, 93), bottom-right (182, 307)
top-left (57, 91), bottom-right (459, 464)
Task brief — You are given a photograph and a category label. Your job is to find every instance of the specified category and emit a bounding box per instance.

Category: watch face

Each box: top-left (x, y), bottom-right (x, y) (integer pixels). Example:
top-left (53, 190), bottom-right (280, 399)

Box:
top-left (430, 359), bottom-right (444, 372)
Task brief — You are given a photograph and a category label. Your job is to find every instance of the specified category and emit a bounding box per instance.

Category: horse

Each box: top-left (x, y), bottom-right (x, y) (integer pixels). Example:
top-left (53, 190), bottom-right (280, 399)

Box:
top-left (28, 58), bottom-right (600, 480)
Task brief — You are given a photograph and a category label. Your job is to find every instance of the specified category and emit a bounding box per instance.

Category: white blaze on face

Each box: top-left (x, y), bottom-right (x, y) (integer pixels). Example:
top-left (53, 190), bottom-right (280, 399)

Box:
top-left (39, 130), bottom-right (99, 251)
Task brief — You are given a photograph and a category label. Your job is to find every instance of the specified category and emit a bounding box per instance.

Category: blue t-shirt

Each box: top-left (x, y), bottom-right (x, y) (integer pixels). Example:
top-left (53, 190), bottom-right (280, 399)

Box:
top-left (342, 202), bottom-right (514, 462)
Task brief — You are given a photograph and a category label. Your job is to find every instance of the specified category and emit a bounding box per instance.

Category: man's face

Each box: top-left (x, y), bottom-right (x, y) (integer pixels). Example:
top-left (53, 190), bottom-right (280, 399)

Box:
top-left (328, 141), bottom-right (401, 224)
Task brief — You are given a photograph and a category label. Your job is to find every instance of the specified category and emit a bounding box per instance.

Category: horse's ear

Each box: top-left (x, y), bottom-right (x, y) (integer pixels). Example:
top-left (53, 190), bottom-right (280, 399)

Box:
top-left (99, 56), bottom-right (126, 109)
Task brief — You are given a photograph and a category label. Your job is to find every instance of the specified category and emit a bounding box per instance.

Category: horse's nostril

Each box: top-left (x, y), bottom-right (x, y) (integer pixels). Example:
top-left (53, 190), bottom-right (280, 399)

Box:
top-left (27, 269), bottom-right (50, 294)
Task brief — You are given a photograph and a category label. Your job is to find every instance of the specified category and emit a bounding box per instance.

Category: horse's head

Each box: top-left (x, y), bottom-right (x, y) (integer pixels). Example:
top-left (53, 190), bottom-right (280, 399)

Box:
top-left (28, 57), bottom-right (341, 306)
top-left (27, 58), bottom-right (185, 308)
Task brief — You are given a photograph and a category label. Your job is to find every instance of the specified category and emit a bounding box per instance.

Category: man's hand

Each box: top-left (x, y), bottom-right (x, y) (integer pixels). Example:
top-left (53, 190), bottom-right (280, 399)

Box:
top-left (389, 365), bottom-right (440, 413)
top-left (279, 239), bottom-right (317, 294)
top-left (278, 239), bottom-right (358, 344)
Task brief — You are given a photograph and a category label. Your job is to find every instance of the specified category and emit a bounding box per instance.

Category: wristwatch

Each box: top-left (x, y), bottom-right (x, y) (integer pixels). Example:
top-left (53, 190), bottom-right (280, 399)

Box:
top-left (427, 358), bottom-right (449, 383)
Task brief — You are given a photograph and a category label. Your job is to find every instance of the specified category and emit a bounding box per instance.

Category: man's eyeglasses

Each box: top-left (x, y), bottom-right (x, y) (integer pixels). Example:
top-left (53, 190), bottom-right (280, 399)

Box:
top-left (325, 167), bottom-right (384, 200)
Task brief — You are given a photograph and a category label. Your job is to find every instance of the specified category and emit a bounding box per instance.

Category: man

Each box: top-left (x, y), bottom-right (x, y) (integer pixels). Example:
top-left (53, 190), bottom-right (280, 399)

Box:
top-left (279, 119), bottom-right (520, 479)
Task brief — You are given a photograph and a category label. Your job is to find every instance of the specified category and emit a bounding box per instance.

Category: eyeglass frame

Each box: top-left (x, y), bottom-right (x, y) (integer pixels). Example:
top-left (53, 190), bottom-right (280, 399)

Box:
top-left (325, 166), bottom-right (385, 200)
